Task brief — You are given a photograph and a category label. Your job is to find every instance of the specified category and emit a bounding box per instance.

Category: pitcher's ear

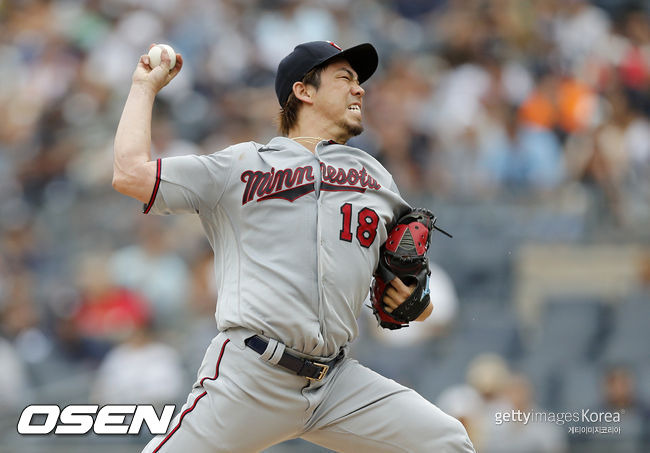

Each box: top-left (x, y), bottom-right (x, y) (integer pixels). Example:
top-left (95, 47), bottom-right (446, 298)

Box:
top-left (292, 82), bottom-right (315, 105)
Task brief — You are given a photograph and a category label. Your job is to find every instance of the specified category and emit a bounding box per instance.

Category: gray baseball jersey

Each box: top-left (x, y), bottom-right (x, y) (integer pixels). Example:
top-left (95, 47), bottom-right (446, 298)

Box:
top-left (142, 136), bottom-right (475, 452)
top-left (145, 136), bottom-right (410, 358)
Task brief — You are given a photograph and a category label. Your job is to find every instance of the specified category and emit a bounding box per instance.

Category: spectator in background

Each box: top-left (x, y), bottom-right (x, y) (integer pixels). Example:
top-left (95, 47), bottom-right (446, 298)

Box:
top-left (587, 364), bottom-right (650, 452)
top-left (552, 0), bottom-right (611, 68)
top-left (66, 253), bottom-right (152, 361)
top-left (482, 373), bottom-right (567, 453)
top-left (563, 92), bottom-right (619, 224)
top-left (0, 337), bottom-right (30, 415)
top-left (253, 0), bottom-right (339, 71)
top-left (518, 69), bottom-right (600, 138)
top-left (615, 6), bottom-right (650, 114)
top-left (82, 5), bottom-right (165, 89)
top-left (363, 56), bottom-right (437, 194)
top-left (0, 269), bottom-right (56, 382)
top-left (109, 217), bottom-right (189, 328)
top-left (564, 87), bottom-right (649, 227)
top-left (466, 353), bottom-right (512, 416)
top-left (150, 112), bottom-right (203, 159)
top-left (463, 352), bottom-right (513, 449)
top-left (90, 321), bottom-right (186, 406)
top-left (1, 226), bottom-right (41, 273)
top-left (418, 52), bottom-right (494, 197)
top-left (482, 102), bottom-right (565, 196)
top-left (435, 353), bottom-right (514, 451)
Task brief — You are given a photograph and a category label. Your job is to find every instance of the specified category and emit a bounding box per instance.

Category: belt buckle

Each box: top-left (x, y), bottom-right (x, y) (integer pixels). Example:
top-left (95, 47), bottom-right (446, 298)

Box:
top-left (306, 362), bottom-right (329, 381)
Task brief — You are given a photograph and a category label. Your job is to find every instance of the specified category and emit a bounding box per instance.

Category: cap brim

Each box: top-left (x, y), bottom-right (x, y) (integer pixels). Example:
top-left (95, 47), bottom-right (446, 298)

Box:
top-left (322, 43), bottom-right (378, 84)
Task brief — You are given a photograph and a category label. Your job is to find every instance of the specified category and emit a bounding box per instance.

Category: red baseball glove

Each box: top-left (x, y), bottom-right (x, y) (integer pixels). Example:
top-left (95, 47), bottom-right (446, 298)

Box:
top-left (370, 208), bottom-right (451, 330)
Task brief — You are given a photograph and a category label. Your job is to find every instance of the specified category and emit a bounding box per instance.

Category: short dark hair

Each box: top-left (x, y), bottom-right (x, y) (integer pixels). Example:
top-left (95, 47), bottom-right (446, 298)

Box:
top-left (278, 65), bottom-right (324, 136)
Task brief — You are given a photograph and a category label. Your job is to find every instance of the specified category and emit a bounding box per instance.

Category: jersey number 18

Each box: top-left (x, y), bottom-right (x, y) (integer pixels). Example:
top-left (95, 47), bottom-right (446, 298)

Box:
top-left (339, 203), bottom-right (379, 248)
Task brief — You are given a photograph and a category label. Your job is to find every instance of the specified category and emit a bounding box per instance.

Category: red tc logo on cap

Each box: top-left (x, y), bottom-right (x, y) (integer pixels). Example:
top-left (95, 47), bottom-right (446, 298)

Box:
top-left (327, 41), bottom-right (342, 50)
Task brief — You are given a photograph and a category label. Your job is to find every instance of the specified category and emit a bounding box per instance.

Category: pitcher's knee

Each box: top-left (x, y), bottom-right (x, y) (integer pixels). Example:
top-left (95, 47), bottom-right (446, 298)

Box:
top-left (416, 412), bottom-right (474, 453)
top-left (436, 414), bottom-right (474, 452)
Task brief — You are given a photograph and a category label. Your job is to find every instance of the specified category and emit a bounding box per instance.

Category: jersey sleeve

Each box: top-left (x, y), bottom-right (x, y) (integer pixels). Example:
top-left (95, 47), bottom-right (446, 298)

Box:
top-left (387, 178), bottom-right (412, 216)
top-left (143, 148), bottom-right (234, 215)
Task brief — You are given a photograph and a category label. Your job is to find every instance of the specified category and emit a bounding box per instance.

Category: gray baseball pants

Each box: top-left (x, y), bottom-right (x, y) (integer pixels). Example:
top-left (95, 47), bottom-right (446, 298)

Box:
top-left (142, 328), bottom-right (475, 453)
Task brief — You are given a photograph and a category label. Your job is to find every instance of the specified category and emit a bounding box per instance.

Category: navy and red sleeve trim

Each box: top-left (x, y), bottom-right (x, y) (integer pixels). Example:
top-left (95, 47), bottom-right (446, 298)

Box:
top-left (143, 159), bottom-right (162, 214)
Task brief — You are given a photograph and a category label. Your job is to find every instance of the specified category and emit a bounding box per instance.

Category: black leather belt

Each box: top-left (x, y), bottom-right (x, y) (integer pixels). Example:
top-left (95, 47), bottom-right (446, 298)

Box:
top-left (244, 335), bottom-right (344, 381)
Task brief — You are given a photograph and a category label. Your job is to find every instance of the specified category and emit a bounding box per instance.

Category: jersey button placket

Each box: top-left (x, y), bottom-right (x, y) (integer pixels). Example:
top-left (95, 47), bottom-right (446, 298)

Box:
top-left (314, 150), bottom-right (328, 346)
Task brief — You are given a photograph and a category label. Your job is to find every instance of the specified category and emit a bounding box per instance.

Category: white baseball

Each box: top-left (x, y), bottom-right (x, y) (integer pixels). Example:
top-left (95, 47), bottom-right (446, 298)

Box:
top-left (147, 44), bottom-right (176, 70)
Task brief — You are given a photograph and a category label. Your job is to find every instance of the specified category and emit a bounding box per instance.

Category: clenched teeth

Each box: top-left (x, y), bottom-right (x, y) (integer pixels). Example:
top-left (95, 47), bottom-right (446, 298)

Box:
top-left (348, 105), bottom-right (360, 111)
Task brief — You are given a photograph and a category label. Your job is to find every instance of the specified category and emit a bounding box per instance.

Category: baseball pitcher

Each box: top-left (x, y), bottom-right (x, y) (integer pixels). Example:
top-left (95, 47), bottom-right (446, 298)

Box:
top-left (113, 40), bottom-right (475, 453)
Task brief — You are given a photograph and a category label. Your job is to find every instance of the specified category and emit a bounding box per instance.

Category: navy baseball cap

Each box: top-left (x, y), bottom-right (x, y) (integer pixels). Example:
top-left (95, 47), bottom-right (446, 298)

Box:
top-left (275, 41), bottom-right (379, 107)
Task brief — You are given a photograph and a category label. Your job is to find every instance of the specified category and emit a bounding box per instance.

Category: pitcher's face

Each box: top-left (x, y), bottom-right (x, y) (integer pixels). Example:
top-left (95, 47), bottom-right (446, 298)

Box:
top-left (311, 59), bottom-right (366, 139)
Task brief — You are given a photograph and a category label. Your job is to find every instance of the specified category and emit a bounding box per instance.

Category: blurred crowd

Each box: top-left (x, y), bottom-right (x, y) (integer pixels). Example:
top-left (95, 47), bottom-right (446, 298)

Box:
top-left (1, 0), bottom-right (649, 451)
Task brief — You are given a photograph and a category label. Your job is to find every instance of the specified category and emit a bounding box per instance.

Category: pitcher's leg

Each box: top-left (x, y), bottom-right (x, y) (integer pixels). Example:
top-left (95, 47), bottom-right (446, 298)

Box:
top-left (142, 385), bottom-right (220, 453)
top-left (143, 334), bottom-right (307, 453)
top-left (302, 360), bottom-right (475, 453)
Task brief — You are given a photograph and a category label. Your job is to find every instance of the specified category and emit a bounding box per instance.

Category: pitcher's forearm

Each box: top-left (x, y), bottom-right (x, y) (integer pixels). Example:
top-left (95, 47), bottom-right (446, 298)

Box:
top-left (113, 83), bottom-right (158, 202)
top-left (112, 47), bottom-right (183, 203)
top-left (415, 302), bottom-right (433, 321)
top-left (115, 83), bottom-right (156, 165)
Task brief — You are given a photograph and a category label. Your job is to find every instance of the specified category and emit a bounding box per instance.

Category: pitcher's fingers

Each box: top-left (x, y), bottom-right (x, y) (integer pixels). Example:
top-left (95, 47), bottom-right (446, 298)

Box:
top-left (159, 48), bottom-right (172, 71)
top-left (384, 286), bottom-right (398, 300)
top-left (169, 53), bottom-right (183, 77)
top-left (390, 277), bottom-right (416, 297)
top-left (382, 294), bottom-right (399, 310)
